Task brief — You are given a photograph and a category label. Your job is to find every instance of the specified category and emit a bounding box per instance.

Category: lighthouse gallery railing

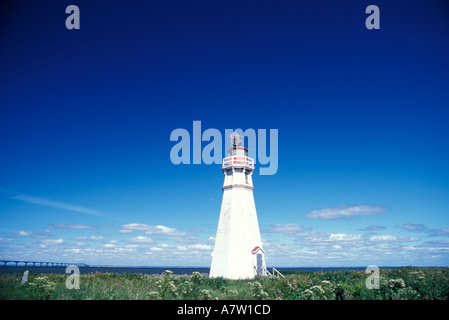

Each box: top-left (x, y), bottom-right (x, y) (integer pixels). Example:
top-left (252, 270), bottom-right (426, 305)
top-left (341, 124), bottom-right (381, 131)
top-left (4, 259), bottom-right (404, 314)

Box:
top-left (222, 156), bottom-right (254, 167)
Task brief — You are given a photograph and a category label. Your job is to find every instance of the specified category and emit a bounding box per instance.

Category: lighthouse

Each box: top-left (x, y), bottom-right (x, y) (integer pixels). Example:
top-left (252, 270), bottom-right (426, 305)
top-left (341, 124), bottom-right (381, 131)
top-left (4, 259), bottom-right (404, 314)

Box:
top-left (210, 133), bottom-right (267, 279)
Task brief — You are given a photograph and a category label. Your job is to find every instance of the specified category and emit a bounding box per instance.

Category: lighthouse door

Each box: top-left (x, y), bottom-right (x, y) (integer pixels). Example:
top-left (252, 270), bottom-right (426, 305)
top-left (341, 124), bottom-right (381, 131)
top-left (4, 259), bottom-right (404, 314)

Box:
top-left (256, 253), bottom-right (263, 275)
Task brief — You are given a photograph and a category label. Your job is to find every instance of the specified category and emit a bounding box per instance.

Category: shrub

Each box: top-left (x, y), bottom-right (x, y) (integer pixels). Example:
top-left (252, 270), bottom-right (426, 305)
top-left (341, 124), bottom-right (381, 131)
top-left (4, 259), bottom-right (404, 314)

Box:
top-left (204, 276), bottom-right (227, 291)
top-left (1, 267), bottom-right (448, 300)
top-left (250, 281), bottom-right (269, 300)
top-left (389, 278), bottom-right (405, 290)
top-left (155, 270), bottom-right (178, 299)
top-left (28, 276), bottom-right (57, 300)
top-left (199, 289), bottom-right (215, 300)
top-left (191, 272), bottom-right (203, 299)
top-left (146, 291), bottom-right (161, 300)
top-left (392, 287), bottom-right (420, 300)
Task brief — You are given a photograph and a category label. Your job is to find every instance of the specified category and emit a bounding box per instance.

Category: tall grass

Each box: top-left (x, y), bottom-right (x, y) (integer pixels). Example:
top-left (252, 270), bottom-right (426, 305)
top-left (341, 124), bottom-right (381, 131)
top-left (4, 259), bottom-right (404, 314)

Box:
top-left (0, 267), bottom-right (448, 300)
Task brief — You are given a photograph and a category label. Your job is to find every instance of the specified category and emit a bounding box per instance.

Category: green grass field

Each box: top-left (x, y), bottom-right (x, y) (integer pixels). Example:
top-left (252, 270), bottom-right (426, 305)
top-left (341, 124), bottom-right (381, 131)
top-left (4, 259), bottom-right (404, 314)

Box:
top-left (1, 267), bottom-right (448, 300)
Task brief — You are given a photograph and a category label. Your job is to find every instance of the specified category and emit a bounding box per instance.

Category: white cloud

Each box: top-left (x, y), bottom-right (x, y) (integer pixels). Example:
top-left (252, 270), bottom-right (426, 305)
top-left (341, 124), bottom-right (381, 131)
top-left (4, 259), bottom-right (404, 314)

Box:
top-left (41, 239), bottom-right (64, 245)
top-left (127, 236), bottom-right (155, 244)
top-left (74, 235), bottom-right (104, 241)
top-left (188, 244), bottom-right (213, 251)
top-left (67, 248), bottom-right (82, 254)
top-left (370, 235), bottom-right (419, 242)
top-left (329, 233), bottom-right (362, 241)
top-left (47, 224), bottom-right (100, 229)
top-left (145, 243), bottom-right (212, 255)
top-left (370, 235), bottom-right (398, 241)
top-left (265, 224), bottom-right (304, 234)
top-left (305, 205), bottom-right (386, 220)
top-left (118, 229), bottom-right (133, 234)
top-left (16, 230), bottom-right (52, 239)
top-left (119, 223), bottom-right (150, 232)
top-left (146, 225), bottom-right (186, 236)
top-left (104, 240), bottom-right (118, 248)
top-left (395, 223), bottom-right (427, 232)
top-left (174, 236), bottom-right (201, 244)
top-left (119, 223), bottom-right (187, 237)
top-left (395, 223), bottom-right (449, 237)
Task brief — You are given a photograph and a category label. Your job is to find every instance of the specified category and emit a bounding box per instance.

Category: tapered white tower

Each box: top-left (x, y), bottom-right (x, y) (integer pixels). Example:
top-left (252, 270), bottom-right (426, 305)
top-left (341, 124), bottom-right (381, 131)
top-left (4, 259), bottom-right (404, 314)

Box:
top-left (210, 133), bottom-right (267, 279)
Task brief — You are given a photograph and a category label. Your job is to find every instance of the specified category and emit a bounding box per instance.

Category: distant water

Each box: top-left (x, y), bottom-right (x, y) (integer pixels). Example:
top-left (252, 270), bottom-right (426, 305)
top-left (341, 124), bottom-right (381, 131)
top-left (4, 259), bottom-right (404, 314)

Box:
top-left (0, 266), bottom-right (380, 275)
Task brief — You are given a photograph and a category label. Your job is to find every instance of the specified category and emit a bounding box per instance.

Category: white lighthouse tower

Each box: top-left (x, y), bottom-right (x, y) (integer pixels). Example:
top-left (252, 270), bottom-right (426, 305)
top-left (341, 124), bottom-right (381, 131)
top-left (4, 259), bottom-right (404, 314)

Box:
top-left (210, 133), bottom-right (267, 280)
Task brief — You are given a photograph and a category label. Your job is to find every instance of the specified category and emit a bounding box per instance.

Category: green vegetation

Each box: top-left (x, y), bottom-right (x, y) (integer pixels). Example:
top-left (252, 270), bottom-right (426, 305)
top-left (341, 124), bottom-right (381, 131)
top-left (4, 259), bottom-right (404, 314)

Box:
top-left (0, 267), bottom-right (448, 300)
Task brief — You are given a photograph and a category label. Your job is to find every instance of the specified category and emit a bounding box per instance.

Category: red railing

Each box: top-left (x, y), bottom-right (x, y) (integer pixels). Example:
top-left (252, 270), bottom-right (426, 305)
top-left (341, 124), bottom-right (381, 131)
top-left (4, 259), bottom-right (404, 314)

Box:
top-left (222, 156), bottom-right (254, 167)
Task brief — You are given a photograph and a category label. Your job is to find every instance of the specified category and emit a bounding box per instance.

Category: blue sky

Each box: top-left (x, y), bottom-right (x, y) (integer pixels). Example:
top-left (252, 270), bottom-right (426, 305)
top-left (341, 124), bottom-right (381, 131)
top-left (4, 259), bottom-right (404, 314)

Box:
top-left (0, 0), bottom-right (448, 267)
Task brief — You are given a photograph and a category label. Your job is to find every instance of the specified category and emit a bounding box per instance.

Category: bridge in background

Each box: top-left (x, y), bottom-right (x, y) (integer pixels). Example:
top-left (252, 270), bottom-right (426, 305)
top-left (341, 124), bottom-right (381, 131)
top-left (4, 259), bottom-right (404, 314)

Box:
top-left (0, 260), bottom-right (89, 267)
